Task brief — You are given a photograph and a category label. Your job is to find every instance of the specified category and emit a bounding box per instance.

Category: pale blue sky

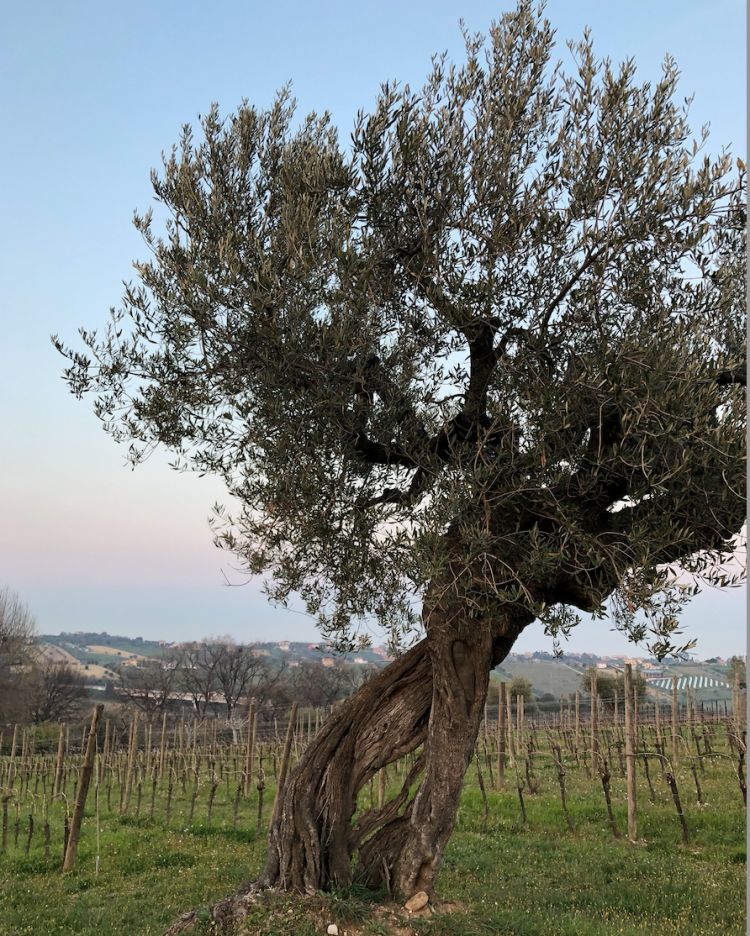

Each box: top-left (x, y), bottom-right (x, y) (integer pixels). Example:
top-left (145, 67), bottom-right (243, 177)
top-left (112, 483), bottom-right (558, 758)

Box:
top-left (1, 1), bottom-right (745, 656)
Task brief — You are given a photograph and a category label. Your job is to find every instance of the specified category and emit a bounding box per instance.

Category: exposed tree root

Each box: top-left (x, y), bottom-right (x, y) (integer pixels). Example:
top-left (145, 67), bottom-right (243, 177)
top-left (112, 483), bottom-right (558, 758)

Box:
top-left (163, 879), bottom-right (264, 935)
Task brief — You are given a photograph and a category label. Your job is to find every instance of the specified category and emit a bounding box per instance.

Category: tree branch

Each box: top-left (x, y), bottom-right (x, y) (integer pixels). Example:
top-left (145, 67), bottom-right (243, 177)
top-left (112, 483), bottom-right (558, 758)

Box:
top-left (712, 365), bottom-right (746, 387)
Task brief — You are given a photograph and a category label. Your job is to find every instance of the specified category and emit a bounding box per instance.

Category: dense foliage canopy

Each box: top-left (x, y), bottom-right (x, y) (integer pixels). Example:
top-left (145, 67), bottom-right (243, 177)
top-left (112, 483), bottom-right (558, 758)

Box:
top-left (56, 2), bottom-right (746, 658)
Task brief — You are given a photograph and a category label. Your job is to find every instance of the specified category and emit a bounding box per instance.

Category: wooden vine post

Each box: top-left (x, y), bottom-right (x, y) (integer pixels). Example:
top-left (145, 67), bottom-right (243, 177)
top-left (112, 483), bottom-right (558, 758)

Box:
top-left (623, 663), bottom-right (637, 843)
top-left (506, 690), bottom-right (516, 769)
top-left (63, 703), bottom-right (103, 872)
top-left (378, 765), bottom-right (387, 808)
top-left (590, 671), bottom-right (599, 777)
top-left (496, 682), bottom-right (506, 789)
top-left (654, 694), bottom-right (663, 752)
top-left (121, 712), bottom-right (138, 815)
top-left (671, 676), bottom-right (679, 767)
top-left (159, 711), bottom-right (168, 778)
top-left (244, 704), bottom-right (256, 797)
top-left (8, 725), bottom-right (18, 789)
top-left (732, 670), bottom-right (743, 741)
top-left (52, 724), bottom-right (66, 801)
top-left (270, 703), bottom-right (298, 825)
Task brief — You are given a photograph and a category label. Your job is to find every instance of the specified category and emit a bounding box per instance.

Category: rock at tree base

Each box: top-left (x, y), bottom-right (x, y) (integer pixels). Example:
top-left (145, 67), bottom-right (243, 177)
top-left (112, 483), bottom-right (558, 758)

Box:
top-left (404, 891), bottom-right (429, 913)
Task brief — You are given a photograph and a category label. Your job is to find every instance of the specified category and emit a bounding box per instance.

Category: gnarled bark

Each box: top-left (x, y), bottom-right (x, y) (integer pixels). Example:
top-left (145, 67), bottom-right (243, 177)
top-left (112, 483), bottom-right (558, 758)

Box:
top-left (357, 594), bottom-right (532, 897)
top-left (166, 589), bottom-right (531, 935)
top-left (260, 637), bottom-right (433, 892)
top-left (260, 588), bottom-right (531, 898)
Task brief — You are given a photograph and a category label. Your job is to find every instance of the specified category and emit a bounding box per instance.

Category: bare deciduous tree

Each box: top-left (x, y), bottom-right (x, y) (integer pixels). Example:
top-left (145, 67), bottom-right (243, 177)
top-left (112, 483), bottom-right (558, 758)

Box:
top-left (26, 663), bottom-right (89, 723)
top-left (290, 660), bottom-right (370, 709)
top-left (0, 587), bottom-right (36, 668)
top-left (0, 587), bottom-right (38, 722)
top-left (177, 642), bottom-right (223, 717)
top-left (176, 640), bottom-right (288, 723)
top-left (118, 657), bottom-right (178, 723)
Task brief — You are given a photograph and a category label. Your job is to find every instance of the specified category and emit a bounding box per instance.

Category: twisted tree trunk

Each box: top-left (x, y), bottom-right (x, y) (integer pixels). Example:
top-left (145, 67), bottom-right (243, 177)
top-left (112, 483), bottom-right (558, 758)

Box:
top-left (166, 587), bottom-right (530, 934)
top-left (358, 604), bottom-right (499, 897)
top-left (261, 638), bottom-right (432, 892)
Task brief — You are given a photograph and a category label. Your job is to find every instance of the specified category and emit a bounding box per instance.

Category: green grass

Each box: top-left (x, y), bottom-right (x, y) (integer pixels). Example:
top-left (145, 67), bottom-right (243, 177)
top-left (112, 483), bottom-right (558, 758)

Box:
top-left (432, 771), bottom-right (746, 936)
top-left (0, 755), bottom-right (744, 935)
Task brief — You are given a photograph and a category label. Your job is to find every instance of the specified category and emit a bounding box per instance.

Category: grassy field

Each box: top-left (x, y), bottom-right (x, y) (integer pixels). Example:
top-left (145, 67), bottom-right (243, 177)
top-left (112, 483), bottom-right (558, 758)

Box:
top-left (0, 741), bottom-right (744, 936)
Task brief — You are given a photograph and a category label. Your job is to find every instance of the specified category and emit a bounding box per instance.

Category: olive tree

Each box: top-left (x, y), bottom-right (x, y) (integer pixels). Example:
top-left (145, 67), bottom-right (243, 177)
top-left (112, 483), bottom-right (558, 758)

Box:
top-left (289, 658), bottom-right (370, 709)
top-left (55, 2), bottom-right (745, 918)
top-left (508, 675), bottom-right (534, 703)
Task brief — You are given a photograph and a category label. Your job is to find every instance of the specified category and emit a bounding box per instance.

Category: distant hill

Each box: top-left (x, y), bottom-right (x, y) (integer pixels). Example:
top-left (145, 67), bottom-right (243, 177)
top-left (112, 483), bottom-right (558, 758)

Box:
top-left (41, 632), bottom-right (161, 676)
top-left (493, 657), bottom-right (586, 698)
top-left (493, 654), bottom-right (736, 704)
top-left (39, 632), bottom-right (740, 702)
top-left (38, 632), bottom-right (392, 674)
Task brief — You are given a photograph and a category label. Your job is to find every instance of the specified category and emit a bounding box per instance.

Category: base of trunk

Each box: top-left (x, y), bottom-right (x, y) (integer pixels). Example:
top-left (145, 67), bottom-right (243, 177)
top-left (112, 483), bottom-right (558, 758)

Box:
top-left (164, 880), bottom-right (448, 936)
top-left (165, 597), bottom-right (531, 934)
